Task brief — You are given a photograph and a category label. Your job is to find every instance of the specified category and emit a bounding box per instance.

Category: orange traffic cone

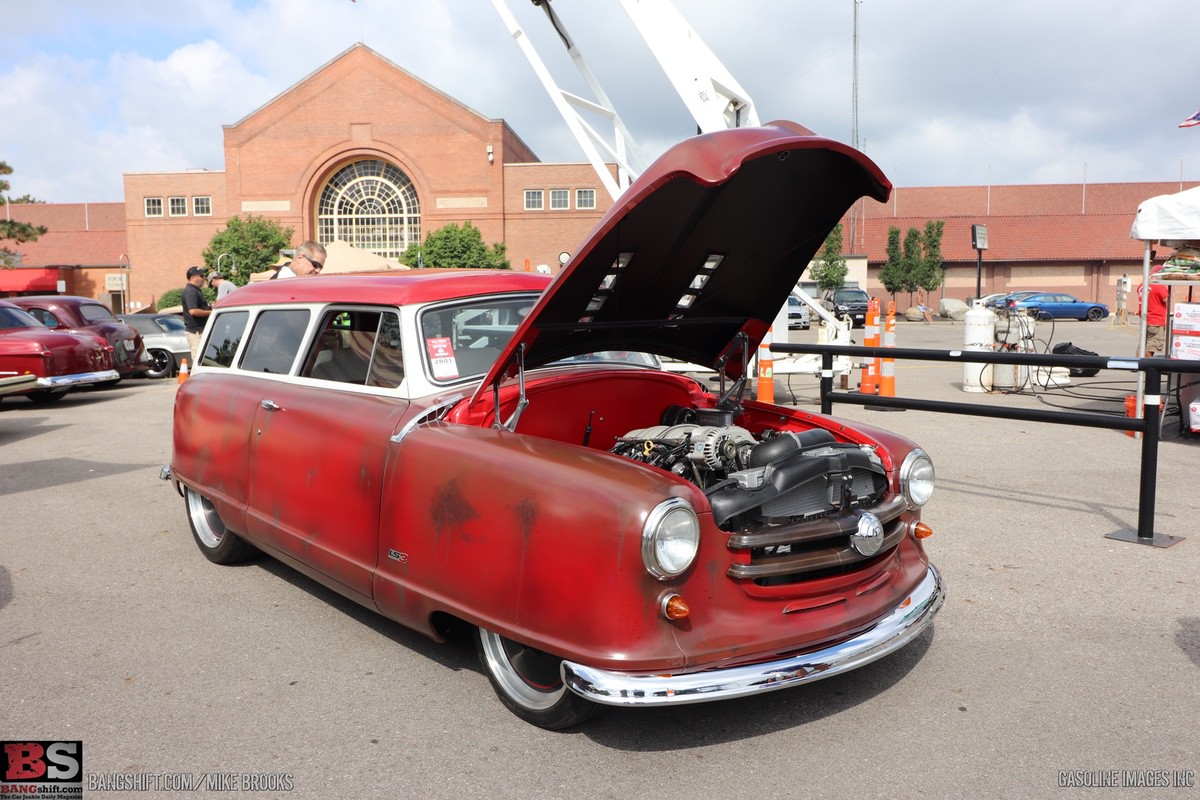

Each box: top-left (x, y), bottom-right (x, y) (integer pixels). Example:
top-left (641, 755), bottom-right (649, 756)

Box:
top-left (177, 358), bottom-right (190, 384)
top-left (860, 299), bottom-right (879, 395)
top-left (879, 301), bottom-right (897, 397)
top-left (756, 326), bottom-right (774, 402)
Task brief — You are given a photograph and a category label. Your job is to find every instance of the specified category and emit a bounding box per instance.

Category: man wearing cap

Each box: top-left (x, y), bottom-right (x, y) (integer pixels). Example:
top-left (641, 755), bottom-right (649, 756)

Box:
top-left (208, 271), bottom-right (236, 301)
top-left (182, 265), bottom-right (212, 361)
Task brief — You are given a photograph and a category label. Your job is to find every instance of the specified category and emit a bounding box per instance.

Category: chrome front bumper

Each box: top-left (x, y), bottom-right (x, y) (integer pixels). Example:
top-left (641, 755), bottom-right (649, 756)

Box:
top-left (38, 369), bottom-right (120, 388)
top-left (562, 564), bottom-right (944, 707)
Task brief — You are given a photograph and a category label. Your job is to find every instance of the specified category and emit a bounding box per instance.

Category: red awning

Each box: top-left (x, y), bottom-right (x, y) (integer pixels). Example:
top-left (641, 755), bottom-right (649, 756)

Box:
top-left (0, 268), bottom-right (59, 292)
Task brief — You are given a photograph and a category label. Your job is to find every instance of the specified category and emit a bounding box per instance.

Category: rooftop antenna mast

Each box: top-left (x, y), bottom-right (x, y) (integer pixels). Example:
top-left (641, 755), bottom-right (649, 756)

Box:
top-left (849, 0), bottom-right (862, 250)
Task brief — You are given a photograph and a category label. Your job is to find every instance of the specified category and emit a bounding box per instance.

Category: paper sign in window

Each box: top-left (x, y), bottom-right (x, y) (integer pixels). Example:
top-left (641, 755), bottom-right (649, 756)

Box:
top-left (425, 337), bottom-right (459, 379)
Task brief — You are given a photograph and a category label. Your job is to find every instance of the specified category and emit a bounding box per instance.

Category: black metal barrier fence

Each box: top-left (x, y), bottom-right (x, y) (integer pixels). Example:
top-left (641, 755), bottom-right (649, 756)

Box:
top-left (770, 342), bottom-right (1200, 547)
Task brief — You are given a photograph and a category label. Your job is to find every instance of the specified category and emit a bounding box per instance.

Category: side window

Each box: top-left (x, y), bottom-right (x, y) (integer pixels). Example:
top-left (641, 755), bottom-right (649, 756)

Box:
top-left (239, 309), bottom-right (310, 374)
top-left (367, 312), bottom-right (404, 389)
top-left (300, 309), bottom-right (405, 389)
top-left (26, 308), bottom-right (60, 328)
top-left (201, 311), bottom-right (249, 368)
top-left (302, 310), bottom-right (373, 385)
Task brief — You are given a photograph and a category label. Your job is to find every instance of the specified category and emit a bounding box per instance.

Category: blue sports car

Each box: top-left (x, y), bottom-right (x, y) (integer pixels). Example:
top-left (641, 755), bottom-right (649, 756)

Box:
top-left (1010, 292), bottom-right (1109, 321)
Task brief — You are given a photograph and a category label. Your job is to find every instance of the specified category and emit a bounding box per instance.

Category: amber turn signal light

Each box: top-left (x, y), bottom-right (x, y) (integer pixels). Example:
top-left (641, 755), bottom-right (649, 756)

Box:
top-left (660, 593), bottom-right (690, 621)
top-left (913, 522), bottom-right (934, 539)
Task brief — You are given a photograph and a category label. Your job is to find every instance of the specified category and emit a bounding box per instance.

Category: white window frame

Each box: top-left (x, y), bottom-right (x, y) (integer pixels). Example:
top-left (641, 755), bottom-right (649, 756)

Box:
top-left (575, 188), bottom-right (596, 210)
top-left (192, 196), bottom-right (212, 217)
top-left (144, 197), bottom-right (163, 218)
top-left (524, 189), bottom-right (544, 211)
top-left (549, 189), bottom-right (570, 211)
top-left (168, 196), bottom-right (188, 217)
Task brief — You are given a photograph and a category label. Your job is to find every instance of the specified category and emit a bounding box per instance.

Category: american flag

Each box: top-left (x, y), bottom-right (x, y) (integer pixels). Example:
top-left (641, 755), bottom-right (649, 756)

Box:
top-left (1180, 109), bottom-right (1200, 128)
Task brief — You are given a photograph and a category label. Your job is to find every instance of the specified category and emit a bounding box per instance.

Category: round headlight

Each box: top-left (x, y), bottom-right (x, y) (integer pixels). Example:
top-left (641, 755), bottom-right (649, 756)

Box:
top-left (641, 498), bottom-right (700, 580)
top-left (900, 449), bottom-right (935, 508)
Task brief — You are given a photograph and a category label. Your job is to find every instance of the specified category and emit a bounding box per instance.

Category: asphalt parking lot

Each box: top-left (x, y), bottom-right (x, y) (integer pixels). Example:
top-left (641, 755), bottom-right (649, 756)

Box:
top-left (3, 316), bottom-right (1197, 800)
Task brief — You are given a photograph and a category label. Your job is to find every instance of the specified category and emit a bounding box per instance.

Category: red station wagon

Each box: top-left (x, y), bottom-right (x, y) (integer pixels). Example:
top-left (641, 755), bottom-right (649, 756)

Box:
top-left (0, 299), bottom-right (119, 402)
top-left (166, 122), bottom-right (943, 729)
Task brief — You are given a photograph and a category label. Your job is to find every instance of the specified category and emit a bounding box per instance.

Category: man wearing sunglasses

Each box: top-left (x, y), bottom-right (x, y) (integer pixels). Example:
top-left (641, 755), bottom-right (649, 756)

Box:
top-left (275, 241), bottom-right (327, 279)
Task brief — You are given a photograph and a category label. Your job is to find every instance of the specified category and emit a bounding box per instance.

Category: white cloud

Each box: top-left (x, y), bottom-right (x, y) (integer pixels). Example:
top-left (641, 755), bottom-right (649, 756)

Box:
top-left (2, 0), bottom-right (1198, 203)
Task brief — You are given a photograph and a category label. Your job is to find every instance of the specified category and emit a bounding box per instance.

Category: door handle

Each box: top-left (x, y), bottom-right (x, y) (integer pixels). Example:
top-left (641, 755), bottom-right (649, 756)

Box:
top-left (261, 399), bottom-right (282, 411)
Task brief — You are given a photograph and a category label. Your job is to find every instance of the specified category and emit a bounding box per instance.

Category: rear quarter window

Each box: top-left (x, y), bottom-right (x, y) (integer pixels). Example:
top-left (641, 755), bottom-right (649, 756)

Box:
top-left (80, 304), bottom-right (118, 323)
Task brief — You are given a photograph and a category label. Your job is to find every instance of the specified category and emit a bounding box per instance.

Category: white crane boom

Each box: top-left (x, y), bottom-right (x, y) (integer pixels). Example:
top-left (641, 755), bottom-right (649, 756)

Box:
top-left (490, 0), bottom-right (759, 198)
top-left (617, 0), bottom-right (759, 132)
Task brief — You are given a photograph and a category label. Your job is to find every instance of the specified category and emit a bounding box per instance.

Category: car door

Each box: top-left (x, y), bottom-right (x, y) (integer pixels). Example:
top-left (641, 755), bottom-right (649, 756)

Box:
top-left (242, 307), bottom-right (411, 606)
top-left (1048, 294), bottom-right (1078, 318)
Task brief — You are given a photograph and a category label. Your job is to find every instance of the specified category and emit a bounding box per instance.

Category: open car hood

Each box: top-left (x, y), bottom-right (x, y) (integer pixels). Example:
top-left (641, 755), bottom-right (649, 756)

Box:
top-left (474, 120), bottom-right (890, 398)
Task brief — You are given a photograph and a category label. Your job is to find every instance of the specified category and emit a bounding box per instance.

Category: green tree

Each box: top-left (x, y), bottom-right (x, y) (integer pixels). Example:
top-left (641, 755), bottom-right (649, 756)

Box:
top-left (916, 219), bottom-right (945, 292)
top-left (808, 223), bottom-right (847, 291)
top-left (901, 227), bottom-right (924, 294)
top-left (878, 226), bottom-right (904, 295)
top-left (201, 215), bottom-right (294, 286)
top-left (0, 162), bottom-right (48, 268)
top-left (405, 221), bottom-right (509, 269)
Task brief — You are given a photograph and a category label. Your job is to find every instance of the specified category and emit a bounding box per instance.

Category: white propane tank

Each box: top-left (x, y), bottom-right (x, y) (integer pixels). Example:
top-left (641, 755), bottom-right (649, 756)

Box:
top-left (962, 301), bottom-right (996, 392)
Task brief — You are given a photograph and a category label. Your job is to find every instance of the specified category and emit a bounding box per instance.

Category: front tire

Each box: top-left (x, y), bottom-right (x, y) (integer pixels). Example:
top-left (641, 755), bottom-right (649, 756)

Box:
top-left (1086, 307), bottom-right (1104, 321)
top-left (25, 390), bottom-right (67, 404)
top-left (476, 627), bottom-right (600, 729)
top-left (185, 487), bottom-right (254, 564)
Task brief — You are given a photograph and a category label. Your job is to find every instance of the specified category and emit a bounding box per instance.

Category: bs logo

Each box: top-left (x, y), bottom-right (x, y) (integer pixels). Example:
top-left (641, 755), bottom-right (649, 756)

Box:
top-left (1, 741), bottom-right (83, 783)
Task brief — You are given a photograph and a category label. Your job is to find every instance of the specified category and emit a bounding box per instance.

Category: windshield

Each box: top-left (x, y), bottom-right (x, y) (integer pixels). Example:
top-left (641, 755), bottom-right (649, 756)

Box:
top-left (550, 351), bottom-right (661, 368)
top-left (835, 289), bottom-right (870, 303)
top-left (419, 295), bottom-right (537, 383)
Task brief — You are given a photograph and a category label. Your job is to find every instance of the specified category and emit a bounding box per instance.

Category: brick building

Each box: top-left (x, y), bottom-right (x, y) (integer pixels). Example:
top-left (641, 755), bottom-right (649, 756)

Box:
top-left (2, 44), bottom-right (614, 310)
top-left (1, 42), bottom-right (1196, 312)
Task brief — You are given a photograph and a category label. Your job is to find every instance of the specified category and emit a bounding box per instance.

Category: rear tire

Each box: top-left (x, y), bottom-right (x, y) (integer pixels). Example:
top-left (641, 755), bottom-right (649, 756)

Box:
top-left (145, 349), bottom-right (174, 379)
top-left (476, 627), bottom-right (601, 729)
top-left (185, 487), bottom-right (254, 564)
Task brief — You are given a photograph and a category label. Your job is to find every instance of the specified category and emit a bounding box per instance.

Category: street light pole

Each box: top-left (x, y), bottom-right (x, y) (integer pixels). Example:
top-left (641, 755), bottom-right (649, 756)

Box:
top-left (971, 224), bottom-right (988, 302)
top-left (118, 254), bottom-right (130, 314)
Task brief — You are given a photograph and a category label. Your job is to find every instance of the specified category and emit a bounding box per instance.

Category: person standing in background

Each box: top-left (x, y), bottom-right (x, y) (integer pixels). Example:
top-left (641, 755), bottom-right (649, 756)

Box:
top-left (275, 241), bottom-right (326, 279)
top-left (208, 271), bottom-right (236, 301)
top-left (1137, 264), bottom-right (1169, 356)
top-left (181, 266), bottom-right (211, 360)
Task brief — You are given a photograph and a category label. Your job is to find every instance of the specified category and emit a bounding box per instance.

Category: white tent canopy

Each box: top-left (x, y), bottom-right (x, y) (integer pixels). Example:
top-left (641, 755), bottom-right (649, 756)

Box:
top-left (1130, 185), bottom-right (1200, 243)
top-left (250, 240), bottom-right (409, 282)
top-left (1128, 185), bottom-right (1200, 412)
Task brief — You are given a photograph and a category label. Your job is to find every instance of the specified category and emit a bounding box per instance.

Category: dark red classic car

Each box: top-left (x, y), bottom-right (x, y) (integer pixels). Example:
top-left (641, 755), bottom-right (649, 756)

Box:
top-left (9, 295), bottom-right (152, 379)
top-left (0, 299), bottom-right (119, 402)
top-left (166, 122), bottom-right (943, 729)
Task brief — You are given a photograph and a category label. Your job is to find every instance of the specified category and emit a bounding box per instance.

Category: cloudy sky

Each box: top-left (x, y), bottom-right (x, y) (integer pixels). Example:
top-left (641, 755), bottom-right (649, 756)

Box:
top-left (3, 0), bottom-right (1198, 203)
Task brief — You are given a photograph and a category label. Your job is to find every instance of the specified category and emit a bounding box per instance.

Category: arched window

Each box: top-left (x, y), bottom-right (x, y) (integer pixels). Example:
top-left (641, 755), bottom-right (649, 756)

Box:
top-left (316, 160), bottom-right (420, 260)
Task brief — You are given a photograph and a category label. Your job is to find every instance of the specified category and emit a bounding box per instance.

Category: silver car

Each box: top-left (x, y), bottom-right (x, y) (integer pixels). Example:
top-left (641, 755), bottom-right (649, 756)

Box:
top-left (787, 294), bottom-right (812, 330)
top-left (120, 314), bottom-right (190, 379)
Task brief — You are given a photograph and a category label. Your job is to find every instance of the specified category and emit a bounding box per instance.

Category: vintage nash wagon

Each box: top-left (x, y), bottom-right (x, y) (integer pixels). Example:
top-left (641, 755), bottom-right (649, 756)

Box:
top-left (166, 121), bottom-right (943, 729)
